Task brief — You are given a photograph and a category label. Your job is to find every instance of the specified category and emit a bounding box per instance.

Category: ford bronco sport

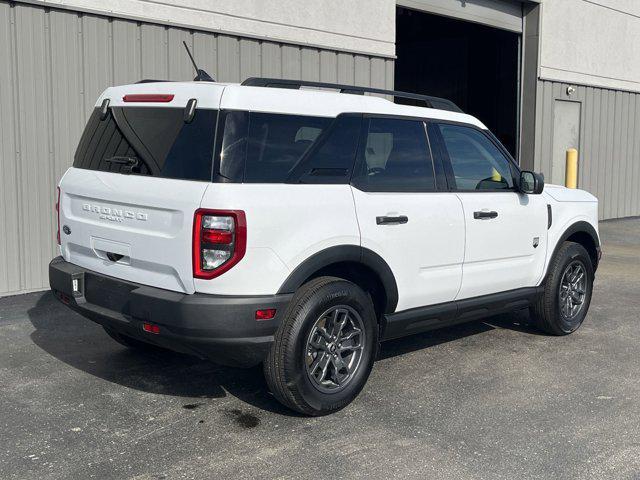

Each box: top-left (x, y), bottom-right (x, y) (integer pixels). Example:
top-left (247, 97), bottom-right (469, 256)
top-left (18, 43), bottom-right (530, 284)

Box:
top-left (50, 77), bottom-right (600, 415)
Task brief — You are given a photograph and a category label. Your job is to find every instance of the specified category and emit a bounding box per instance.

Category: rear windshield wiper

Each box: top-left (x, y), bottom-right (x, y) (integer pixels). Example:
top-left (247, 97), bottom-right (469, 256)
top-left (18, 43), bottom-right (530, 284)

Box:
top-left (104, 156), bottom-right (141, 175)
top-left (104, 156), bottom-right (138, 166)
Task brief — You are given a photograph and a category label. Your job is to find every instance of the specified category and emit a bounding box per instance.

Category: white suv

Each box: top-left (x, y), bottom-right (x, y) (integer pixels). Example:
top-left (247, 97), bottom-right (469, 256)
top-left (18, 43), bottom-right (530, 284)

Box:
top-left (50, 77), bottom-right (600, 415)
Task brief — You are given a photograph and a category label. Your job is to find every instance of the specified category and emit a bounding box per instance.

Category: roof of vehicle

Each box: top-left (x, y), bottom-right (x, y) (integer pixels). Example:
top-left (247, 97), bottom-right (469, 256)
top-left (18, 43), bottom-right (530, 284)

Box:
top-left (96, 81), bottom-right (487, 129)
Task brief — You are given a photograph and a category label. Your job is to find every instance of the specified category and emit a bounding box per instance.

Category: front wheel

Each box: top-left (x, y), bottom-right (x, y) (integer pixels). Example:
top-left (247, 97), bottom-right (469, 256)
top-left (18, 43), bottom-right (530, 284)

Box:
top-left (531, 241), bottom-right (594, 335)
top-left (264, 277), bottom-right (378, 416)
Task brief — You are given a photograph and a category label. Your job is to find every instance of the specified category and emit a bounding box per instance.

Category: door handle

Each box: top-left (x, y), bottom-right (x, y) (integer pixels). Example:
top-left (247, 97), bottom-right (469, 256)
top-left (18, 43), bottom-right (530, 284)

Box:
top-left (473, 210), bottom-right (498, 220)
top-left (376, 215), bottom-right (408, 225)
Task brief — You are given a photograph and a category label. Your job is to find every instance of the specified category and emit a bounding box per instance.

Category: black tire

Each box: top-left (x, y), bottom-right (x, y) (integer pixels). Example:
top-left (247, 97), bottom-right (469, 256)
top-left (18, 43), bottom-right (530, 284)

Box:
top-left (103, 327), bottom-right (164, 352)
top-left (531, 241), bottom-right (594, 335)
top-left (264, 276), bottom-right (378, 416)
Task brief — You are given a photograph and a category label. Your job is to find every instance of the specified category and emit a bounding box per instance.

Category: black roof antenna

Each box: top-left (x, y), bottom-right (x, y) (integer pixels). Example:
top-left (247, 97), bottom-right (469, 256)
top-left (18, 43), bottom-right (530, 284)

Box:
top-left (182, 41), bottom-right (215, 82)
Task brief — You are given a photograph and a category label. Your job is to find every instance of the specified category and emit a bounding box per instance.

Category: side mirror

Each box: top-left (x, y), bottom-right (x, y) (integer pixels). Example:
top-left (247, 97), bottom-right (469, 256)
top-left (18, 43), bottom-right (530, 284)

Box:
top-left (520, 170), bottom-right (544, 194)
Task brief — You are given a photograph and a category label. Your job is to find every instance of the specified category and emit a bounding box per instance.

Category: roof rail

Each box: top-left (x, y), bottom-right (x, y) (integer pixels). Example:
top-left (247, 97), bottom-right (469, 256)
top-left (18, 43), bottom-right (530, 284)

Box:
top-left (135, 79), bottom-right (168, 84)
top-left (241, 77), bottom-right (463, 113)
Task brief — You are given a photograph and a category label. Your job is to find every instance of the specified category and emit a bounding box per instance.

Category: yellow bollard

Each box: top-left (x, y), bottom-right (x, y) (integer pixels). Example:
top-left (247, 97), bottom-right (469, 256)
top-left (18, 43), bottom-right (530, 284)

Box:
top-left (565, 148), bottom-right (578, 188)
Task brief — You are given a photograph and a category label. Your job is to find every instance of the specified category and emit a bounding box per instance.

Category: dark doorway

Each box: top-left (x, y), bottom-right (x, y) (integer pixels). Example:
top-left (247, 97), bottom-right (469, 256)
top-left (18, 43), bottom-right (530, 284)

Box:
top-left (395, 7), bottom-right (520, 157)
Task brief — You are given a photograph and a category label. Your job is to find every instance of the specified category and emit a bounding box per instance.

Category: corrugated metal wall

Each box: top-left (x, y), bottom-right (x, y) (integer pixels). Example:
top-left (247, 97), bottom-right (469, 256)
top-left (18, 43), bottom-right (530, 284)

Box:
top-left (534, 79), bottom-right (640, 220)
top-left (0, 0), bottom-right (394, 297)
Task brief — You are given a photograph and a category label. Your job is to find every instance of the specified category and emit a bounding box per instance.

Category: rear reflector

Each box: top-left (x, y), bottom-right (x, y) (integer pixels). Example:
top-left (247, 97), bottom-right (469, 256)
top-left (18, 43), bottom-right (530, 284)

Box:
top-left (122, 94), bottom-right (174, 103)
top-left (255, 309), bottom-right (276, 321)
top-left (142, 323), bottom-right (160, 334)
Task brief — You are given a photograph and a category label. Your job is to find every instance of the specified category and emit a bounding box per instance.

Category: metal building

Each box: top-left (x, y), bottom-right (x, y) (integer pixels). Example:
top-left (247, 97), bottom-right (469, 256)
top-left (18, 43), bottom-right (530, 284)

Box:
top-left (1, 0), bottom-right (638, 296)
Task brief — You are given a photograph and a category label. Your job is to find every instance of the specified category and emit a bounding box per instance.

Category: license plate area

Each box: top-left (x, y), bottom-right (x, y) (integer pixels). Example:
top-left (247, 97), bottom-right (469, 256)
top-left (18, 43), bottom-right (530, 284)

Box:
top-left (84, 273), bottom-right (136, 315)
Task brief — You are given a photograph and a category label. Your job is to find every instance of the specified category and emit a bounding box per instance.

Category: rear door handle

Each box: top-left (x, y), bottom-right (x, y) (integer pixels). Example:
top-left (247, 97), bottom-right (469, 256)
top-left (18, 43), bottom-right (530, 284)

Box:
top-left (473, 210), bottom-right (498, 220)
top-left (376, 215), bottom-right (408, 225)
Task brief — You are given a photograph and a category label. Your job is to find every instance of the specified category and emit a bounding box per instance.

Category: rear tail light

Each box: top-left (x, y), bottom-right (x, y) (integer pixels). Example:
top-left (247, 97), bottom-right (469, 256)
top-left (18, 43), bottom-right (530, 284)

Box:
top-left (193, 209), bottom-right (246, 279)
top-left (56, 187), bottom-right (61, 245)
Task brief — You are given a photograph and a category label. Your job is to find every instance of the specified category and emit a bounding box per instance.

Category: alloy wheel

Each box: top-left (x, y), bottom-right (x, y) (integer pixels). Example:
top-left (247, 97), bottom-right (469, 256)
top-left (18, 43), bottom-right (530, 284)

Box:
top-left (559, 260), bottom-right (587, 320)
top-left (304, 305), bottom-right (365, 393)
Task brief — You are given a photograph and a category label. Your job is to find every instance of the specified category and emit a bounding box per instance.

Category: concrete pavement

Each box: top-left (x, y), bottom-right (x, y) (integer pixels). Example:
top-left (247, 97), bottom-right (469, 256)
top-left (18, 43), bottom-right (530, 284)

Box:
top-left (1, 218), bottom-right (639, 479)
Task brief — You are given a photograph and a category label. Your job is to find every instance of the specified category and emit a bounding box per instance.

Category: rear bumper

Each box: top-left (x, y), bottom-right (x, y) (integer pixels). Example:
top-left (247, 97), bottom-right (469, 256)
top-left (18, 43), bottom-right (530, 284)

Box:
top-left (49, 256), bottom-right (292, 367)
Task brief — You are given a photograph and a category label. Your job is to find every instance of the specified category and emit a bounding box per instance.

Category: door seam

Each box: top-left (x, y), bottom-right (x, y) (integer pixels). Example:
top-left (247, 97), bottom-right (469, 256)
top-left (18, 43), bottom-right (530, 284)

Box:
top-left (453, 193), bottom-right (466, 300)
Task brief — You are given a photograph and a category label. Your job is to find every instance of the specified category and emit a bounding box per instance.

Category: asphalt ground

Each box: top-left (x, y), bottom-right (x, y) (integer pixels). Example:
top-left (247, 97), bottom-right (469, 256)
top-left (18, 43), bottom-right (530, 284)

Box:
top-left (1, 218), bottom-right (639, 479)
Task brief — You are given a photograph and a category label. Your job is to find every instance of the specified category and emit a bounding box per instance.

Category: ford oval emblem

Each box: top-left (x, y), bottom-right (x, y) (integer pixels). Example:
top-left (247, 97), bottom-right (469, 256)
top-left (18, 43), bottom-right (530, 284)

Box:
top-left (63, 225), bottom-right (71, 235)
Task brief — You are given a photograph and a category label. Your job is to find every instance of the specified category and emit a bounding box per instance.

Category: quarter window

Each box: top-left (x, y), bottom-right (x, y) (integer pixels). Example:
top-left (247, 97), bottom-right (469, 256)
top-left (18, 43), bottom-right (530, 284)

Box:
top-left (288, 115), bottom-right (362, 184)
top-left (353, 117), bottom-right (435, 192)
top-left (245, 113), bottom-right (331, 183)
top-left (437, 123), bottom-right (514, 190)
top-left (216, 112), bottom-right (334, 183)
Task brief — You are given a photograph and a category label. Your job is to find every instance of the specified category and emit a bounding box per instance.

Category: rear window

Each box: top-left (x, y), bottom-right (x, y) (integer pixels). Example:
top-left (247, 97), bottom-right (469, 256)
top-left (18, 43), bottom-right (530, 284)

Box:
top-left (74, 107), bottom-right (217, 181)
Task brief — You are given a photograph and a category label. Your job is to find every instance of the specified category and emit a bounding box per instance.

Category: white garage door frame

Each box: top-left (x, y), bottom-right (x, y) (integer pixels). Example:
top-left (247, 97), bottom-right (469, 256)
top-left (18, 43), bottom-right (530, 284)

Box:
top-left (396, 0), bottom-right (529, 33)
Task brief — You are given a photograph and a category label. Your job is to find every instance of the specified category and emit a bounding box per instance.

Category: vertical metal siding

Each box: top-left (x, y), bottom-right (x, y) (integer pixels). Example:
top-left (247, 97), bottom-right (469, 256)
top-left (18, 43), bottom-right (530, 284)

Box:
top-left (0, 1), bottom-right (394, 297)
top-left (0, 2), bottom-right (19, 295)
top-left (535, 79), bottom-right (640, 221)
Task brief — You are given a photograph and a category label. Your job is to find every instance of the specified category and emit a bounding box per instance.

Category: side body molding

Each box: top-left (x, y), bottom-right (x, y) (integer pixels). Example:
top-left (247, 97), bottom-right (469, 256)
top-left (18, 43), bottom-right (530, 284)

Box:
top-left (277, 245), bottom-right (399, 313)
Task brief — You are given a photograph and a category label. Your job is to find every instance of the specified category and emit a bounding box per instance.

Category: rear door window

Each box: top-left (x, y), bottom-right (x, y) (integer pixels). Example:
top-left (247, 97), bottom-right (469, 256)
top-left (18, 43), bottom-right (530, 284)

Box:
top-left (74, 107), bottom-right (217, 181)
top-left (352, 117), bottom-right (436, 192)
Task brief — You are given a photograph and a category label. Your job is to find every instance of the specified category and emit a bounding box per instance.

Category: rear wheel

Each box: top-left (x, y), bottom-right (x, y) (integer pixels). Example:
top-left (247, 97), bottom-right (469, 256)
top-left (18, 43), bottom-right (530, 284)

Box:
top-left (531, 241), bottom-right (594, 335)
top-left (264, 277), bottom-right (378, 416)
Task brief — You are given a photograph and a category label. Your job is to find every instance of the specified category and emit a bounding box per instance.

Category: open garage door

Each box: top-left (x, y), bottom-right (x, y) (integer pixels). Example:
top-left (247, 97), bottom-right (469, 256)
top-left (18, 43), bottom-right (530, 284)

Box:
top-left (395, 6), bottom-right (520, 157)
top-left (397, 0), bottom-right (524, 33)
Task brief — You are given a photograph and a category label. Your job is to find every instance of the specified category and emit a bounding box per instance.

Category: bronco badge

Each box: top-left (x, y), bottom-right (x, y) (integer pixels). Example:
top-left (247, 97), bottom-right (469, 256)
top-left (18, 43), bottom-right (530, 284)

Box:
top-left (82, 203), bottom-right (148, 223)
